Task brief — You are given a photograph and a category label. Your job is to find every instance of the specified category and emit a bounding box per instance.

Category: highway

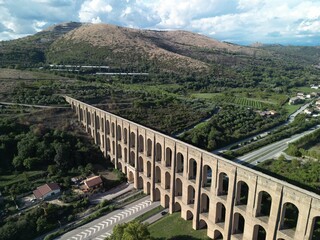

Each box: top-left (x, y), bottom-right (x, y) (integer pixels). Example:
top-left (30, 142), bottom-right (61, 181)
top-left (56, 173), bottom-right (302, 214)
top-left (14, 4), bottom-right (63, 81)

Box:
top-left (237, 125), bottom-right (320, 165)
top-left (56, 196), bottom-right (160, 240)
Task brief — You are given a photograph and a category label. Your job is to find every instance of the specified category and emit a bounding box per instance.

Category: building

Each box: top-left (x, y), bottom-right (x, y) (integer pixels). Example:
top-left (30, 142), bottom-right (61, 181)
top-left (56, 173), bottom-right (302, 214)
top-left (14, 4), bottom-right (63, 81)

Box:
top-left (66, 96), bottom-right (320, 240)
top-left (289, 97), bottom-right (302, 105)
top-left (84, 176), bottom-right (103, 190)
top-left (33, 183), bottom-right (60, 200)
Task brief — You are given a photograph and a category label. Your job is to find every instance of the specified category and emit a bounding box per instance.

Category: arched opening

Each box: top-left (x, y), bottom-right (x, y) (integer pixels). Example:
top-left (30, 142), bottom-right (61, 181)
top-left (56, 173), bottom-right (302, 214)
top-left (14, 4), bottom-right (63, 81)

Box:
top-left (155, 166), bottom-right (161, 183)
top-left (175, 178), bottom-right (182, 196)
top-left (129, 151), bottom-right (135, 167)
top-left (165, 172), bottom-right (171, 189)
top-left (256, 191), bottom-right (272, 217)
top-left (128, 171), bottom-right (134, 183)
top-left (117, 125), bottom-right (122, 141)
top-left (201, 193), bottom-right (210, 213)
top-left (117, 144), bottom-right (122, 159)
top-left (236, 181), bottom-right (249, 205)
top-left (124, 166), bottom-right (127, 175)
top-left (165, 147), bottom-right (172, 167)
top-left (187, 185), bottom-right (195, 204)
top-left (112, 141), bottom-right (115, 155)
top-left (147, 138), bottom-right (152, 157)
top-left (165, 195), bottom-right (170, 208)
top-left (138, 176), bottom-right (143, 189)
top-left (214, 230), bottom-right (223, 239)
top-left (202, 165), bottom-right (212, 188)
top-left (96, 132), bottom-right (101, 145)
top-left (176, 152), bottom-right (184, 173)
top-left (124, 147), bottom-right (128, 163)
top-left (106, 120), bottom-right (110, 135)
top-left (218, 172), bottom-right (229, 196)
top-left (106, 138), bottom-right (111, 152)
top-left (111, 122), bottom-right (115, 137)
top-left (123, 128), bottom-right (128, 144)
top-left (216, 202), bottom-right (226, 223)
top-left (199, 219), bottom-right (208, 229)
top-left (79, 107), bottom-right (83, 121)
top-left (189, 158), bottom-right (197, 180)
top-left (311, 216), bottom-right (320, 240)
top-left (130, 132), bottom-right (135, 148)
top-left (96, 115), bottom-right (100, 129)
top-left (138, 156), bottom-right (144, 172)
top-left (174, 202), bottom-right (181, 212)
top-left (87, 111), bottom-right (91, 124)
top-left (101, 117), bottom-right (104, 131)
top-left (156, 143), bottom-right (162, 162)
top-left (154, 188), bottom-right (160, 201)
top-left (138, 135), bottom-right (144, 152)
top-left (147, 161), bottom-right (151, 177)
top-left (233, 212), bottom-right (245, 234)
top-left (280, 202), bottom-right (299, 231)
top-left (117, 162), bottom-right (122, 172)
top-left (147, 182), bottom-right (151, 195)
top-left (186, 210), bottom-right (193, 220)
top-left (253, 225), bottom-right (266, 240)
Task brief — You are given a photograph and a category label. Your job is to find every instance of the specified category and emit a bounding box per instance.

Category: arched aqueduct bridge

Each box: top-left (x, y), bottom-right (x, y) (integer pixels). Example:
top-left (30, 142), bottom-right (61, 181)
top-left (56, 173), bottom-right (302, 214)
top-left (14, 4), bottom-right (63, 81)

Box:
top-left (65, 96), bottom-right (320, 240)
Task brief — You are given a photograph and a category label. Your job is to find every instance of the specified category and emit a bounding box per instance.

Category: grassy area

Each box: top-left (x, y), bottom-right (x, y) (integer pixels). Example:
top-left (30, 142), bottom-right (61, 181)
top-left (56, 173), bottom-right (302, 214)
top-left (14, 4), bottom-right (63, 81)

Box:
top-left (308, 143), bottom-right (320, 154)
top-left (291, 86), bottom-right (320, 94)
top-left (0, 171), bottom-right (45, 188)
top-left (135, 205), bottom-right (164, 222)
top-left (284, 103), bottom-right (304, 115)
top-left (148, 212), bottom-right (210, 240)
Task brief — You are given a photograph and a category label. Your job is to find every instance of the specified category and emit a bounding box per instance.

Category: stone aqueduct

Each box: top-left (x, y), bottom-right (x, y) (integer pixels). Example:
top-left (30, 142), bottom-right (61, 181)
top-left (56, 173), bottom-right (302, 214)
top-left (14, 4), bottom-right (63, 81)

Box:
top-left (65, 96), bottom-right (320, 240)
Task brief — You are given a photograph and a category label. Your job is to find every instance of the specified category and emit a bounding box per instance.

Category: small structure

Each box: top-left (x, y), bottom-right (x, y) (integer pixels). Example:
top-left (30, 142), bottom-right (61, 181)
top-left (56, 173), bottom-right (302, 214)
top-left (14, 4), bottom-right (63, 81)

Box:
top-left (304, 109), bottom-right (313, 115)
top-left (33, 183), bottom-right (60, 200)
top-left (289, 97), bottom-right (303, 105)
top-left (84, 176), bottom-right (103, 190)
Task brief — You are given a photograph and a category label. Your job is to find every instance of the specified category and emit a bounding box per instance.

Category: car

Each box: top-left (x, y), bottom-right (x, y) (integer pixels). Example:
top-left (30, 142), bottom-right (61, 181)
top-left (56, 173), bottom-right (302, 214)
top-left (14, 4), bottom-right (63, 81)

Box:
top-left (161, 211), bottom-right (167, 216)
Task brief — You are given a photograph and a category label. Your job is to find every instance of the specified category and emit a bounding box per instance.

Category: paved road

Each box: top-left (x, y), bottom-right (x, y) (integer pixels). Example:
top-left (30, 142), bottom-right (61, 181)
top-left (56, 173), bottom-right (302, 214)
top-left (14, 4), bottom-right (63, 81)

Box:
top-left (0, 101), bottom-right (68, 109)
top-left (56, 196), bottom-right (160, 240)
top-left (237, 125), bottom-right (320, 165)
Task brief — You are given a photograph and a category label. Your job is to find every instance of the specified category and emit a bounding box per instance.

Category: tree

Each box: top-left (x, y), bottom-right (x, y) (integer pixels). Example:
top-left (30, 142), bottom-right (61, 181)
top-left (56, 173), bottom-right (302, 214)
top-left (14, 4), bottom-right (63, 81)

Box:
top-left (107, 221), bottom-right (153, 240)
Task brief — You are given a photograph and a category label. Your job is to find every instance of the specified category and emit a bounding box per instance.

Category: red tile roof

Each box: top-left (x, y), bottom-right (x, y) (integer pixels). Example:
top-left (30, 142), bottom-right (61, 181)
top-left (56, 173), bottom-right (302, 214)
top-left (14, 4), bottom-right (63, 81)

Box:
top-left (33, 183), bottom-right (60, 199)
top-left (84, 176), bottom-right (102, 188)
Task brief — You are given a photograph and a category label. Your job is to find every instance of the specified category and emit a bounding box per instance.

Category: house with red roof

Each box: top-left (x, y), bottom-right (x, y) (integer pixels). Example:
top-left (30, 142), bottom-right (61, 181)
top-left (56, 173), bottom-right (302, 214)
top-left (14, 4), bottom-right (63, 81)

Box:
top-left (83, 176), bottom-right (103, 190)
top-left (33, 183), bottom-right (60, 200)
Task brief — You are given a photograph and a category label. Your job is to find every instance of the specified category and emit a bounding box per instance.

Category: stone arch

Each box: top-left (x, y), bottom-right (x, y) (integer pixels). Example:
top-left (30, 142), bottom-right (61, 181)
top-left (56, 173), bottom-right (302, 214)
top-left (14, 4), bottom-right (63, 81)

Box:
top-left (147, 138), bottom-right (152, 157)
top-left (233, 212), bottom-right (245, 234)
top-left (165, 172), bottom-right (171, 189)
top-left (202, 164), bottom-right (212, 188)
top-left (236, 180), bottom-right (249, 205)
top-left (186, 210), bottom-right (193, 220)
top-left (111, 122), bottom-right (115, 137)
top-left (79, 107), bottom-right (83, 120)
top-left (176, 152), bottom-right (184, 173)
top-left (124, 166), bottom-right (127, 175)
top-left (165, 194), bottom-right (170, 208)
top-left (311, 216), bottom-right (320, 240)
top-left (174, 202), bottom-right (181, 212)
top-left (106, 120), bottom-right (110, 135)
top-left (129, 151), bottom-right (135, 167)
top-left (112, 141), bottom-right (115, 155)
top-left (123, 128), bottom-right (128, 144)
top-left (138, 176), bottom-right (143, 189)
top-left (200, 193), bottom-right (210, 213)
top-left (189, 158), bottom-right (197, 180)
top-left (106, 137), bottom-right (110, 152)
top-left (101, 117), bottom-right (104, 131)
top-left (147, 161), bottom-right (151, 177)
top-left (216, 202), bottom-right (226, 223)
top-left (154, 188), bottom-right (160, 201)
top-left (280, 202), bottom-right (299, 231)
top-left (117, 125), bottom-right (122, 141)
top-left (117, 144), bottom-right (122, 159)
top-left (130, 132), bottom-right (135, 148)
top-left (218, 172), bottom-right (229, 196)
top-left (156, 143), bottom-right (162, 162)
top-left (138, 135), bottom-right (144, 152)
top-left (96, 115), bottom-right (100, 129)
top-left (138, 156), bottom-right (144, 172)
top-left (165, 147), bottom-right (172, 167)
top-left (155, 166), bottom-right (161, 183)
top-left (128, 171), bottom-right (134, 183)
top-left (124, 147), bottom-right (128, 163)
top-left (253, 224), bottom-right (266, 240)
top-left (175, 178), bottom-right (183, 196)
top-left (187, 185), bottom-right (195, 204)
top-left (214, 230), bottom-right (223, 239)
top-left (87, 110), bottom-right (91, 124)
top-left (199, 219), bottom-right (208, 229)
top-left (96, 132), bottom-right (101, 145)
top-left (256, 191), bottom-right (272, 217)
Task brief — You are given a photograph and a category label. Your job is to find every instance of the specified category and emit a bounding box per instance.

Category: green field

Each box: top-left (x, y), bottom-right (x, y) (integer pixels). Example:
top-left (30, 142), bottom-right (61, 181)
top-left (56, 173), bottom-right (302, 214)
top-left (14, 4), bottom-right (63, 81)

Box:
top-left (284, 103), bottom-right (304, 115)
top-left (291, 86), bottom-right (320, 94)
top-left (148, 212), bottom-right (210, 240)
top-left (0, 171), bottom-right (45, 188)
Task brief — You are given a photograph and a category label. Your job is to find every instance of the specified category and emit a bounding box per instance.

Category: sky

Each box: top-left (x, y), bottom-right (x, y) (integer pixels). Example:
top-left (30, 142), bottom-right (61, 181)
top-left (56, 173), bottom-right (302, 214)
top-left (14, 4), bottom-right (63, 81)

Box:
top-left (0, 0), bottom-right (320, 46)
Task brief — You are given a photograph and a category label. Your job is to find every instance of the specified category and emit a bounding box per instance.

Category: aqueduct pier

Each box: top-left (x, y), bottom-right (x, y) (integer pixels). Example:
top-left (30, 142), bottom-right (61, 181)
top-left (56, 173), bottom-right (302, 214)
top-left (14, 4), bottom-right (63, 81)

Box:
top-left (65, 96), bottom-right (320, 240)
